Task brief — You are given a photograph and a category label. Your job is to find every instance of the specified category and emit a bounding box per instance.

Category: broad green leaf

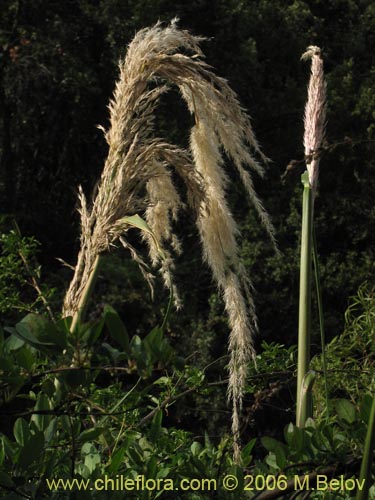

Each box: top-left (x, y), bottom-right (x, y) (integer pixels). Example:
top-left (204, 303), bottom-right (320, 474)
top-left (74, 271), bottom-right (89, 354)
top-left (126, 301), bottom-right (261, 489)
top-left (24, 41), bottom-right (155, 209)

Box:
top-left (17, 431), bottom-right (45, 468)
top-left (4, 331), bottom-right (25, 351)
top-left (261, 436), bottom-right (281, 452)
top-left (31, 393), bottom-right (51, 431)
top-left (17, 313), bottom-right (66, 349)
top-left (82, 443), bottom-right (101, 473)
top-left (285, 422), bottom-right (304, 451)
top-left (261, 436), bottom-right (287, 469)
top-left (13, 418), bottom-right (30, 446)
top-left (41, 379), bottom-right (56, 398)
top-left (265, 452), bottom-right (278, 469)
top-left (156, 468), bottom-right (170, 479)
top-left (2, 435), bottom-right (19, 463)
top-left (15, 346), bottom-right (35, 371)
top-left (335, 399), bottom-right (356, 424)
top-left (241, 438), bottom-right (256, 466)
top-left (79, 427), bottom-right (106, 444)
top-left (107, 447), bottom-right (126, 474)
top-left (190, 441), bottom-right (201, 456)
top-left (15, 323), bottom-right (55, 349)
top-left (81, 317), bottom-right (105, 346)
top-left (76, 463), bottom-right (91, 479)
top-left (44, 418), bottom-right (57, 444)
top-left (145, 326), bottom-right (163, 348)
top-left (104, 305), bottom-right (129, 352)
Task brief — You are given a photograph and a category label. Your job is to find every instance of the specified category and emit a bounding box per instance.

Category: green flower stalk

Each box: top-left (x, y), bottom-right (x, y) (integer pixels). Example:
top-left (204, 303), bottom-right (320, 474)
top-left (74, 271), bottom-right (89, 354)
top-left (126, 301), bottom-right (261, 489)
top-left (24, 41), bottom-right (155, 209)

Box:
top-left (296, 46), bottom-right (327, 427)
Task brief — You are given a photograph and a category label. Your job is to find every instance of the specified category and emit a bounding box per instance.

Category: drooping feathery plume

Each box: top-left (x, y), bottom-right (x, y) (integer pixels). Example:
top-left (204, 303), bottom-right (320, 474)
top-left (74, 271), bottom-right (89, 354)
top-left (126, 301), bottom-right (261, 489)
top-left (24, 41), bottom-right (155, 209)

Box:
top-left (63, 20), bottom-right (276, 461)
top-left (301, 46), bottom-right (327, 194)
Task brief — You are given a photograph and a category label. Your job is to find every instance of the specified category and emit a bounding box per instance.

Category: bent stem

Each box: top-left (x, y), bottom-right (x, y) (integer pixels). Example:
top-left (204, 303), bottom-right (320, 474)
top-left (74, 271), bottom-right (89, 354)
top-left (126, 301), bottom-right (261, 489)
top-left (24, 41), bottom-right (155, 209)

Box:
top-left (296, 172), bottom-right (313, 427)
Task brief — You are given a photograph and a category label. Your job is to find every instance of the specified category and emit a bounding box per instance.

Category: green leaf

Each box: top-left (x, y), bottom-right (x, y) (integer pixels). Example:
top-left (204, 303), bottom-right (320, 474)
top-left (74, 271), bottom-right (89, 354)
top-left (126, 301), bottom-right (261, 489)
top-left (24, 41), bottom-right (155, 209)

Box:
top-left (81, 317), bottom-right (105, 346)
top-left (56, 316), bottom-right (72, 335)
top-left (261, 436), bottom-right (287, 469)
top-left (335, 399), bottom-right (356, 424)
top-left (121, 215), bottom-right (166, 260)
top-left (156, 467), bottom-right (170, 479)
top-left (153, 376), bottom-right (171, 386)
top-left (107, 447), bottom-right (126, 474)
top-left (79, 427), bottom-right (106, 444)
top-left (261, 436), bottom-right (281, 452)
top-left (104, 305), bottom-right (129, 352)
top-left (190, 441), bottom-right (201, 456)
top-left (284, 422), bottom-right (304, 452)
top-left (101, 342), bottom-right (121, 363)
top-left (31, 393), bottom-right (51, 431)
top-left (44, 418), bottom-right (57, 444)
top-left (82, 443), bottom-right (101, 473)
top-left (150, 410), bottom-right (163, 441)
top-left (241, 438), bottom-right (256, 467)
top-left (4, 330), bottom-right (25, 351)
top-left (146, 455), bottom-right (158, 479)
top-left (15, 345), bottom-right (36, 370)
top-left (144, 327), bottom-right (163, 351)
top-left (17, 431), bottom-right (45, 468)
top-left (13, 418), bottom-right (31, 446)
top-left (2, 435), bottom-right (19, 463)
top-left (17, 313), bottom-right (66, 349)
top-left (41, 379), bottom-right (56, 398)
top-left (14, 323), bottom-right (54, 349)
top-left (144, 327), bottom-right (173, 363)
top-left (0, 471), bottom-right (14, 488)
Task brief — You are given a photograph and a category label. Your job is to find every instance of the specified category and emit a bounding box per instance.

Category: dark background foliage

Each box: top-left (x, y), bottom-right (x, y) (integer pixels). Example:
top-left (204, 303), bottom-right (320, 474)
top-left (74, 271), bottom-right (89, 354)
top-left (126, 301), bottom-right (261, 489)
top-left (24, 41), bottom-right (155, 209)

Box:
top-left (1, 0), bottom-right (375, 358)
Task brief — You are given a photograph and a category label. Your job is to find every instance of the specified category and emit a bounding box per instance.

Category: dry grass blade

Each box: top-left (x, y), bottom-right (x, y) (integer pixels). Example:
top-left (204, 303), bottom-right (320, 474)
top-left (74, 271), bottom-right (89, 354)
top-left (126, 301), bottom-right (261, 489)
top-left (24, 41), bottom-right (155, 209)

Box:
top-left (63, 19), bottom-right (275, 461)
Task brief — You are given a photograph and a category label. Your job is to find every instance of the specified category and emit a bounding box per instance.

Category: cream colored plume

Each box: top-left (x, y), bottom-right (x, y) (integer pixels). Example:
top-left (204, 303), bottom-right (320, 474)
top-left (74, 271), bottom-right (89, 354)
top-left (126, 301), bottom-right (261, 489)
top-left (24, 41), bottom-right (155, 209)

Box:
top-left (301, 46), bottom-right (327, 194)
top-left (63, 20), bottom-right (275, 461)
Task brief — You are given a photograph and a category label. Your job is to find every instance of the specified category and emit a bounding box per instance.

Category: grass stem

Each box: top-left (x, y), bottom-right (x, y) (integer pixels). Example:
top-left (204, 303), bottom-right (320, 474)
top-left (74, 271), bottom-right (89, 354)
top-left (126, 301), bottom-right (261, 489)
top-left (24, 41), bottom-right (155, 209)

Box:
top-left (356, 395), bottom-right (375, 500)
top-left (296, 371), bottom-right (316, 428)
top-left (296, 171), bottom-right (313, 427)
top-left (312, 225), bottom-right (329, 419)
top-left (70, 254), bottom-right (101, 335)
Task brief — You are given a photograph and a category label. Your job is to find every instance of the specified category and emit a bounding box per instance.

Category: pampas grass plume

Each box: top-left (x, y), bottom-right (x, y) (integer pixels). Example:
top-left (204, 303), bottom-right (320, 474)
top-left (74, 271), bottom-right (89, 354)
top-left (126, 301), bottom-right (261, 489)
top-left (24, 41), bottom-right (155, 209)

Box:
top-left (63, 20), bottom-right (276, 461)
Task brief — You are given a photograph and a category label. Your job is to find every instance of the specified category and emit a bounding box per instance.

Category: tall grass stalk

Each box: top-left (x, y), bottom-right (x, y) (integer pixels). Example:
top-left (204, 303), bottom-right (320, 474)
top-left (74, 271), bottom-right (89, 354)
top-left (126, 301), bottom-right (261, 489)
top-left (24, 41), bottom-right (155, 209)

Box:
top-left (312, 227), bottom-right (329, 418)
top-left (356, 395), bottom-right (375, 500)
top-left (296, 172), bottom-right (314, 427)
top-left (63, 20), bottom-right (276, 461)
top-left (296, 46), bottom-right (326, 427)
